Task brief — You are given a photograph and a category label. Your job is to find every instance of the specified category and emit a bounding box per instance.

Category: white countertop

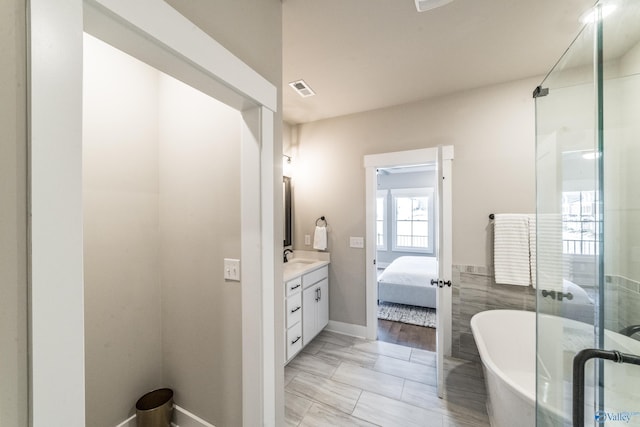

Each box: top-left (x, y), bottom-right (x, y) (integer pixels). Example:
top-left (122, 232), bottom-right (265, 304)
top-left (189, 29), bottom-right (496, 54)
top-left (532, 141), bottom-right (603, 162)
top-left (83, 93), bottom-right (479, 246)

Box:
top-left (283, 250), bottom-right (330, 282)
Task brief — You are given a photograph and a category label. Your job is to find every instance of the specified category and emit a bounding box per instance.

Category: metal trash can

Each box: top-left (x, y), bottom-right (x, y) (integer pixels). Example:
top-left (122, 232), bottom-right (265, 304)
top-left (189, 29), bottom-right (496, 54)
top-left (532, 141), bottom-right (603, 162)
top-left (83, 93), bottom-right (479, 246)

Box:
top-left (136, 388), bottom-right (174, 427)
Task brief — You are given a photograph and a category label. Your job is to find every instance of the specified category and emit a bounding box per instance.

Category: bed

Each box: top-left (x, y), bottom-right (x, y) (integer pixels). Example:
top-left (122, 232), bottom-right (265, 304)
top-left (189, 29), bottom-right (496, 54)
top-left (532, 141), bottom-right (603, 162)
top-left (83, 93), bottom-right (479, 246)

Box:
top-left (377, 256), bottom-right (438, 309)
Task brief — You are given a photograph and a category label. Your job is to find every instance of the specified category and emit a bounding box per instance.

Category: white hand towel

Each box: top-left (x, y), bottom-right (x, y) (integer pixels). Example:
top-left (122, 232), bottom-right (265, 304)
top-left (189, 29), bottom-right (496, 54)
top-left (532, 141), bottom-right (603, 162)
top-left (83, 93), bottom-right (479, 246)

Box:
top-left (494, 214), bottom-right (531, 286)
top-left (313, 226), bottom-right (327, 250)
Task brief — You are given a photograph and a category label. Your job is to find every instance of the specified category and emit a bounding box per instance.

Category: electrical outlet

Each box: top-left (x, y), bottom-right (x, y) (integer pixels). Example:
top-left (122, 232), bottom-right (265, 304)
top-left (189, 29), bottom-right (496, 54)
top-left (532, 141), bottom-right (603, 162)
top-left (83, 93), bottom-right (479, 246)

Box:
top-left (224, 258), bottom-right (240, 281)
top-left (304, 234), bottom-right (311, 245)
top-left (350, 237), bottom-right (364, 248)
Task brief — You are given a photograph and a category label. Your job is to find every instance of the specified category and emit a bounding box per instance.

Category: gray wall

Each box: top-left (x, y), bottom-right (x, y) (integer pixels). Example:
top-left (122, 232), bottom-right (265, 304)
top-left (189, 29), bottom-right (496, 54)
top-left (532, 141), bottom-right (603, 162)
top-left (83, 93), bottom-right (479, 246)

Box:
top-left (83, 35), bottom-right (164, 426)
top-left (83, 37), bottom-right (251, 427)
top-left (289, 76), bottom-right (538, 327)
top-left (158, 75), bottom-right (243, 426)
top-left (0, 1), bottom-right (28, 426)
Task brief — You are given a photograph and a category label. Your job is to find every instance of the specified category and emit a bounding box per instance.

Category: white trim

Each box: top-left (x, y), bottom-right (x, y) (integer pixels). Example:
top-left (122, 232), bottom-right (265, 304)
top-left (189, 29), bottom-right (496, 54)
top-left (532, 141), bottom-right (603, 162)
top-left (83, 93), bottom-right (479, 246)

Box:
top-left (240, 107), bottom-right (263, 427)
top-left (363, 146), bottom-right (453, 346)
top-left (365, 166), bottom-right (379, 341)
top-left (325, 321), bottom-right (368, 339)
top-left (364, 148), bottom-right (438, 169)
top-left (436, 147), bottom-right (454, 398)
top-left (376, 190), bottom-right (388, 251)
top-left (114, 414), bottom-right (136, 427)
top-left (115, 405), bottom-right (218, 427)
top-left (29, 2), bottom-right (86, 425)
top-left (29, 1), bottom-right (277, 426)
top-left (390, 187), bottom-right (435, 254)
top-left (87, 0), bottom-right (276, 112)
top-left (260, 107), bottom-right (277, 427)
top-left (174, 405), bottom-right (217, 427)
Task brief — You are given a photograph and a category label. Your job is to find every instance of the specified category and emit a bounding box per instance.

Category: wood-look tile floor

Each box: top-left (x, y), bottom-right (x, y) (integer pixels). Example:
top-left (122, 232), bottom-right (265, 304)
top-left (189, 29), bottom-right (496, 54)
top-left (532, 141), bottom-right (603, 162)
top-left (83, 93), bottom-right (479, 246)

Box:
top-left (377, 319), bottom-right (436, 351)
top-left (285, 330), bottom-right (490, 427)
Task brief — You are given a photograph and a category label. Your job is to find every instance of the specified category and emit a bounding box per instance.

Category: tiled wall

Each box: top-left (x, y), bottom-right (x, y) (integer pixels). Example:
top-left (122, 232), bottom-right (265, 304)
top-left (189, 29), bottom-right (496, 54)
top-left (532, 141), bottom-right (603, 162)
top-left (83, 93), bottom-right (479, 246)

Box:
top-left (451, 265), bottom-right (536, 361)
top-left (605, 275), bottom-right (640, 334)
top-left (451, 266), bottom-right (640, 362)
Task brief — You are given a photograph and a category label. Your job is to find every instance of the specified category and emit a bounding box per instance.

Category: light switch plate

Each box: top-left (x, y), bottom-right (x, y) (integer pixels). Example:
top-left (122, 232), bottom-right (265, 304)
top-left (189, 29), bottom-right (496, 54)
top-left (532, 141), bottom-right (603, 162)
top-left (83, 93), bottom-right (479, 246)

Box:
top-left (224, 258), bottom-right (240, 281)
top-left (350, 236), bottom-right (364, 248)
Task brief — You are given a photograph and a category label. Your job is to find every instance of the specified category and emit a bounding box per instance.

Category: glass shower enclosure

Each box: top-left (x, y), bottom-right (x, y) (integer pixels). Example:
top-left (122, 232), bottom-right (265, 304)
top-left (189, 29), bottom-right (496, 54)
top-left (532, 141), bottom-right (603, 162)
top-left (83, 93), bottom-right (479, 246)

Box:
top-left (535, 1), bottom-right (640, 426)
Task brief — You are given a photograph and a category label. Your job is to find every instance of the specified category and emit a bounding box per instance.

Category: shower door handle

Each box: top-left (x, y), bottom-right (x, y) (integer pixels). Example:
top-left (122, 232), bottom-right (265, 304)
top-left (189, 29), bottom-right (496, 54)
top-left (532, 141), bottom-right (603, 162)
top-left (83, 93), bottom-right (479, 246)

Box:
top-left (572, 348), bottom-right (640, 426)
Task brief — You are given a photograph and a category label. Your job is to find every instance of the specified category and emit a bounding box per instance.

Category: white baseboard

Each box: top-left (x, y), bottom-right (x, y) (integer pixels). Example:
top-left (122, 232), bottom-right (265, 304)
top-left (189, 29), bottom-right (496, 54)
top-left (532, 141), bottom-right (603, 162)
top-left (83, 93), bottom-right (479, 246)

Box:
top-left (325, 320), bottom-right (367, 339)
top-left (173, 405), bottom-right (216, 427)
top-left (115, 414), bottom-right (136, 427)
top-left (115, 404), bottom-right (216, 427)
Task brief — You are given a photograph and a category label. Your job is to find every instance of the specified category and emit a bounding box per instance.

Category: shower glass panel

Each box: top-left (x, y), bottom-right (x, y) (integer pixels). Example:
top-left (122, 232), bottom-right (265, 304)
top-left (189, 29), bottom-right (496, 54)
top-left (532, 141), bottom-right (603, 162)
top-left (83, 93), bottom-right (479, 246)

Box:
top-left (535, 1), bottom-right (640, 426)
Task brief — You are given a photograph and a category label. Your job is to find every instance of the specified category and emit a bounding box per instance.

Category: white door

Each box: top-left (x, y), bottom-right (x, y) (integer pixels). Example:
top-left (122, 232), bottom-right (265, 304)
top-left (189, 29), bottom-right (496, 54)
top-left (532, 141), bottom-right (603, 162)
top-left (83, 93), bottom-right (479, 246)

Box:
top-left (364, 146), bottom-right (454, 398)
top-left (302, 285), bottom-right (317, 345)
top-left (317, 279), bottom-right (329, 331)
top-left (436, 146), bottom-right (454, 398)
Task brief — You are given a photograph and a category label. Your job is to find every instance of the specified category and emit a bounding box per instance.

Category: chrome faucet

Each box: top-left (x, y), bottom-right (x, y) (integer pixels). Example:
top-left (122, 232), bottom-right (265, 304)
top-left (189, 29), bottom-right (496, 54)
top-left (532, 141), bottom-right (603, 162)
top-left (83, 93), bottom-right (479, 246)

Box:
top-left (283, 249), bottom-right (294, 263)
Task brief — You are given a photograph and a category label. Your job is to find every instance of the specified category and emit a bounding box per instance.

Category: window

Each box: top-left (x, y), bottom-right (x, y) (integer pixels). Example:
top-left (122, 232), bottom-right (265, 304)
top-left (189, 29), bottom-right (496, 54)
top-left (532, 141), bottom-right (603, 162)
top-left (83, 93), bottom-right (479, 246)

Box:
top-left (391, 188), bottom-right (434, 253)
top-left (562, 190), bottom-right (598, 255)
top-left (376, 191), bottom-right (388, 250)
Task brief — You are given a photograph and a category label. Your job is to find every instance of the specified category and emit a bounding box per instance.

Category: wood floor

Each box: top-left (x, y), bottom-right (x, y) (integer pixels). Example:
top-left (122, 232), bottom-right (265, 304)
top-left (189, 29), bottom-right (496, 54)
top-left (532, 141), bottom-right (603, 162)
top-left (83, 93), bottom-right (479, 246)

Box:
top-left (377, 320), bottom-right (436, 351)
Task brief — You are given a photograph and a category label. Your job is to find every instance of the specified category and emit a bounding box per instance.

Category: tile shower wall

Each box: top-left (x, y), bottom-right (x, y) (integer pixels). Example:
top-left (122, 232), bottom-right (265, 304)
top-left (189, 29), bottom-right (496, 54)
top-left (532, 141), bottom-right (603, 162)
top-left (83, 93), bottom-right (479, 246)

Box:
top-left (452, 265), bottom-right (536, 361)
top-left (605, 275), bottom-right (640, 334)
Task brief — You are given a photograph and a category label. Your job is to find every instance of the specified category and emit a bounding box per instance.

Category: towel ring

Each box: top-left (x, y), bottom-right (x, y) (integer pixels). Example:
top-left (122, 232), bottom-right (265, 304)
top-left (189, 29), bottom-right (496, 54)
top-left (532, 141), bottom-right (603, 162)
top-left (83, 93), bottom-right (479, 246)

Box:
top-left (316, 216), bottom-right (328, 227)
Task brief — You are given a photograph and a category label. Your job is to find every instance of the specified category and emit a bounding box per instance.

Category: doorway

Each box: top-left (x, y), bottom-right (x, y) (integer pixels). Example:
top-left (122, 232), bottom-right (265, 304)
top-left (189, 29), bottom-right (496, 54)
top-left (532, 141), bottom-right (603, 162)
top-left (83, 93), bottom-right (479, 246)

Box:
top-left (364, 146), bottom-right (453, 396)
top-left (29, 1), bottom-right (277, 425)
top-left (375, 163), bottom-right (438, 351)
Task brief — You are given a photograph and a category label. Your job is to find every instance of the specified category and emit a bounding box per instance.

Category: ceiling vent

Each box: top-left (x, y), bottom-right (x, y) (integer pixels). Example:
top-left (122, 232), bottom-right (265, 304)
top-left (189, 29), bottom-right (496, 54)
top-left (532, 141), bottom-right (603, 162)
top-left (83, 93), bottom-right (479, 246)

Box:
top-left (288, 80), bottom-right (316, 98)
top-left (415, 0), bottom-right (453, 12)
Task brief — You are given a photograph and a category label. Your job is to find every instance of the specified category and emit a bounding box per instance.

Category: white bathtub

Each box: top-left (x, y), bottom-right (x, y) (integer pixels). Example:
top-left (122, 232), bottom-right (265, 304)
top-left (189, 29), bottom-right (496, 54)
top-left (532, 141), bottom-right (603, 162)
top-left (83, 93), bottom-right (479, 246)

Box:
top-left (471, 310), bottom-right (536, 427)
top-left (471, 309), bottom-right (640, 427)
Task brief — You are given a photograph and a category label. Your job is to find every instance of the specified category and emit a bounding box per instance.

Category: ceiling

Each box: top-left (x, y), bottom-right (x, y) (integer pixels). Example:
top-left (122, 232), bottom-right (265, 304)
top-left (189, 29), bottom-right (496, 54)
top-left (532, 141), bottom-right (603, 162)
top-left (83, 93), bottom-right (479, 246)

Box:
top-left (282, 0), bottom-right (597, 124)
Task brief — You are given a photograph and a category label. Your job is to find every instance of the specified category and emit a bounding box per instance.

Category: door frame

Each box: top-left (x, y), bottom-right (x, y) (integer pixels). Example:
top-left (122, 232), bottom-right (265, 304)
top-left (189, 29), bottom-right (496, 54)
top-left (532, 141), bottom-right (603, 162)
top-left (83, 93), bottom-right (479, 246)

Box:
top-left (364, 147), bottom-right (453, 346)
top-left (29, 1), bottom-right (278, 425)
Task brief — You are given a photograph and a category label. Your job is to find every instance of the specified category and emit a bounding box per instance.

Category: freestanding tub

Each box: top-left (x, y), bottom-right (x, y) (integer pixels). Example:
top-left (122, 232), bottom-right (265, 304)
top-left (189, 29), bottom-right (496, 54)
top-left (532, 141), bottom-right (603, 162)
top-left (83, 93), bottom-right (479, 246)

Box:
top-left (471, 309), bottom-right (640, 427)
top-left (471, 310), bottom-right (536, 427)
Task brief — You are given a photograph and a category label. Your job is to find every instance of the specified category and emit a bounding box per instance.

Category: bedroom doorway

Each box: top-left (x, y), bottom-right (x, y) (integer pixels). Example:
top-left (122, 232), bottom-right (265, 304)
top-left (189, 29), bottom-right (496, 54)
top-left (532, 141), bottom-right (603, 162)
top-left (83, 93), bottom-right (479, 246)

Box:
top-left (364, 146), bottom-right (453, 397)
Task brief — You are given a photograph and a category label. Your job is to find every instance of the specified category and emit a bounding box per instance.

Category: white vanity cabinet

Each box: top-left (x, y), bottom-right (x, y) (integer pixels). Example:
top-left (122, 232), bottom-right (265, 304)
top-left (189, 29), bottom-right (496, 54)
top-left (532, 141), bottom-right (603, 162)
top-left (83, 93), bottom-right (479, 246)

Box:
top-left (302, 266), bottom-right (329, 345)
top-left (284, 262), bottom-right (329, 363)
top-left (284, 276), bottom-right (303, 361)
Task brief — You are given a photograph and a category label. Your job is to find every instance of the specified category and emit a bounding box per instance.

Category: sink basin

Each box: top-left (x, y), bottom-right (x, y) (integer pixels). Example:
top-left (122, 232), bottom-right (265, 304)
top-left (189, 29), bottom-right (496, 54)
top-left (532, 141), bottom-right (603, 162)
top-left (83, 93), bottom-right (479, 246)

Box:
top-left (286, 258), bottom-right (316, 265)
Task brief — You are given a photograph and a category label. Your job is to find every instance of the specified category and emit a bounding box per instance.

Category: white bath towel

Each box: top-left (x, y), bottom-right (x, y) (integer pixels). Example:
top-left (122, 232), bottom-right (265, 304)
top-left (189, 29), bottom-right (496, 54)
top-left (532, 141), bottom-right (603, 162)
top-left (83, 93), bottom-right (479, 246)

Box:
top-left (494, 214), bottom-right (532, 286)
top-left (536, 213), bottom-right (564, 291)
top-left (528, 214), bottom-right (536, 288)
top-left (313, 226), bottom-right (327, 250)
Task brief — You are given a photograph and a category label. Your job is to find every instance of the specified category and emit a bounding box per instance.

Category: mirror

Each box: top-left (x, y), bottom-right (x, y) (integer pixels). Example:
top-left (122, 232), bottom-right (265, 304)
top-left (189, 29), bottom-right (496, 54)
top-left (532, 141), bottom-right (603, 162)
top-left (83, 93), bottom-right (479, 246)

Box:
top-left (283, 176), bottom-right (292, 246)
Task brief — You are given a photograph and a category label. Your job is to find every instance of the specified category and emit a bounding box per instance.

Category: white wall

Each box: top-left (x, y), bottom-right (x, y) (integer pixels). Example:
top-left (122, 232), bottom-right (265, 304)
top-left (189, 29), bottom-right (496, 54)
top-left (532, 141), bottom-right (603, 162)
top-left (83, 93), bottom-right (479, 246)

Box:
top-left (291, 77), bottom-right (538, 326)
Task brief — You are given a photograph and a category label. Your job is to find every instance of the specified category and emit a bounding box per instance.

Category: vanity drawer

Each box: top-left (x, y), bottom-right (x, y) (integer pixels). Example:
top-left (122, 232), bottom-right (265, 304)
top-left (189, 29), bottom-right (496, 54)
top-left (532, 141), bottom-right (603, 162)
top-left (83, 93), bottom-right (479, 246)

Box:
top-left (286, 292), bottom-right (302, 328)
top-left (285, 276), bottom-right (302, 297)
top-left (303, 265), bottom-right (328, 288)
top-left (287, 322), bottom-right (303, 360)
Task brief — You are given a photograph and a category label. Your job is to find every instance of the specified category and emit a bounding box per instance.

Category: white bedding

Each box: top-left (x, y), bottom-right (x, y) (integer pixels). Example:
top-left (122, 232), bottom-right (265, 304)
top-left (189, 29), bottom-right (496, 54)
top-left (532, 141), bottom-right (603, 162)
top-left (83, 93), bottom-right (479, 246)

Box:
top-left (378, 256), bottom-right (438, 286)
